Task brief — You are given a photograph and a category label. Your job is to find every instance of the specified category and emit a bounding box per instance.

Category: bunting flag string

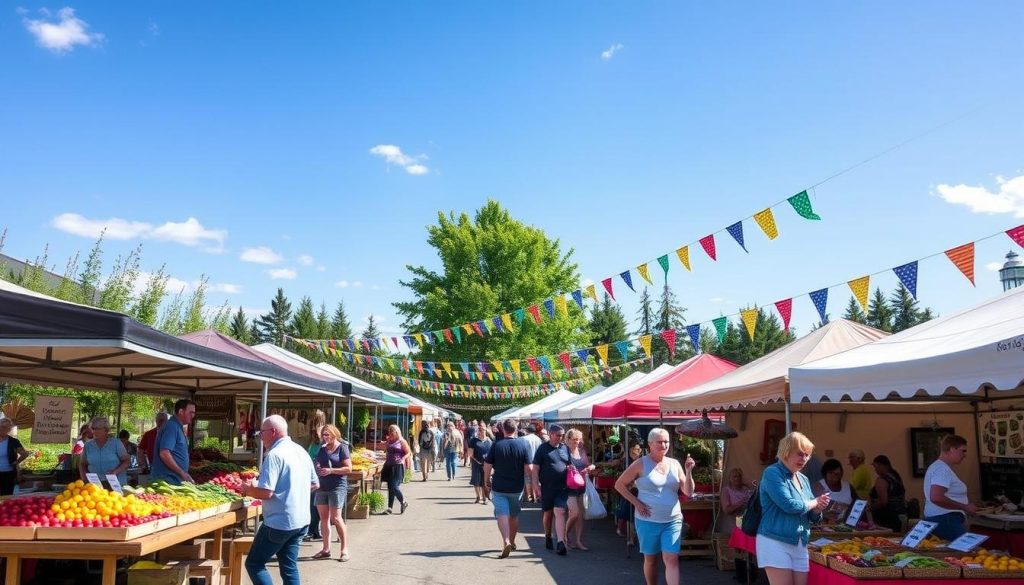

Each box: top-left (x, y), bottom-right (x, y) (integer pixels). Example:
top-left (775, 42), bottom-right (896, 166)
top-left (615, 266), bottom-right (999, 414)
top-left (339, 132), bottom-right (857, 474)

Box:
top-left (293, 223), bottom-right (1024, 379)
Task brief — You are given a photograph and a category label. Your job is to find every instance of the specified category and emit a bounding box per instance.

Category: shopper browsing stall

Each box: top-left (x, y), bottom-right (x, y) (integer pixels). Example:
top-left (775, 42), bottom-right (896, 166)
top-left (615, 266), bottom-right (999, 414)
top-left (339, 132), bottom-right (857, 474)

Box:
top-left (869, 455), bottom-right (907, 533)
top-left (812, 458), bottom-right (859, 523)
top-left (923, 434), bottom-right (977, 540)
top-left (151, 399), bottom-right (195, 485)
top-left (78, 416), bottom-right (129, 485)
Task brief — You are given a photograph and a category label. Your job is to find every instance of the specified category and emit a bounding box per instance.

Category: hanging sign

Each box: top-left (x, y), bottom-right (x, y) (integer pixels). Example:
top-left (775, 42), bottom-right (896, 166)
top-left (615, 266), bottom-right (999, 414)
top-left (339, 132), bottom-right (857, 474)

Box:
top-left (30, 395), bottom-right (75, 444)
top-left (845, 500), bottom-right (868, 527)
top-left (105, 474), bottom-right (124, 495)
top-left (195, 395), bottom-right (236, 421)
top-left (948, 532), bottom-right (989, 553)
top-left (900, 521), bottom-right (938, 548)
top-left (977, 411), bottom-right (1024, 459)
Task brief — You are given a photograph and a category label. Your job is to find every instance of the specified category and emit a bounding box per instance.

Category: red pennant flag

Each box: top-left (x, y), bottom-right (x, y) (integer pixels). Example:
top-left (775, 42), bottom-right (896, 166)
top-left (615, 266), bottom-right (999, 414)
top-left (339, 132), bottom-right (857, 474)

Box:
top-left (471, 321), bottom-right (484, 336)
top-left (391, 337), bottom-right (399, 349)
top-left (660, 329), bottom-right (677, 359)
top-left (443, 328), bottom-right (453, 343)
top-left (414, 361), bottom-right (424, 375)
top-left (558, 352), bottom-right (572, 371)
top-left (361, 339), bottom-right (371, 352)
top-left (328, 339), bottom-right (336, 349)
top-left (945, 242), bottom-right (976, 286)
top-left (774, 298), bottom-right (793, 331)
top-left (699, 234), bottom-right (717, 261)
top-left (527, 304), bottom-right (542, 325)
top-left (601, 277), bottom-right (615, 300)
top-left (525, 357), bottom-right (539, 372)
top-left (1008, 225), bottom-right (1024, 248)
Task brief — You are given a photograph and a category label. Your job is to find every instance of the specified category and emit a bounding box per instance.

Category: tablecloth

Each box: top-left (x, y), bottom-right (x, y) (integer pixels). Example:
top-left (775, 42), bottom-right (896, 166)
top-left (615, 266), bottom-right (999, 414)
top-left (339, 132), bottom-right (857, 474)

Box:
top-left (808, 562), bottom-right (1017, 585)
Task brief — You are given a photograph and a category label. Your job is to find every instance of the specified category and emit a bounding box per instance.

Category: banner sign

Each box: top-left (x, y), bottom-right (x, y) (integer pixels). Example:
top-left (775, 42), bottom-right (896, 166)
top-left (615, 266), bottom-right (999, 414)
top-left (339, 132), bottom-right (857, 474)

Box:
top-left (31, 395), bottom-right (75, 444)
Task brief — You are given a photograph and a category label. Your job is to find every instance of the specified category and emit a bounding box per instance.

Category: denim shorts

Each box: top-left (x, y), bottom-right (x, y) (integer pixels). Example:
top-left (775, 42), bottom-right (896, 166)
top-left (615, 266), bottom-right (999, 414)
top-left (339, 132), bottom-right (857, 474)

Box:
top-left (636, 517), bottom-right (682, 555)
top-left (314, 486), bottom-right (347, 508)
top-left (491, 491), bottom-right (523, 518)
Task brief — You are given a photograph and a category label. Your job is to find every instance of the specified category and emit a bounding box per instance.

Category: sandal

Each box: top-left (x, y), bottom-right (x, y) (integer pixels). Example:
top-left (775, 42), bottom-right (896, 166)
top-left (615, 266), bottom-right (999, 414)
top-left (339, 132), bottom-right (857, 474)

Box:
top-left (311, 550), bottom-right (331, 560)
top-left (339, 552), bottom-right (351, 562)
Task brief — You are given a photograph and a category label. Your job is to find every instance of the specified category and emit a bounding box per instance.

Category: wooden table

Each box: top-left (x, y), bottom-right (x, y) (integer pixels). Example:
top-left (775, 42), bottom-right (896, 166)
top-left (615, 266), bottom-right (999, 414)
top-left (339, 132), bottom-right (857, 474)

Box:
top-left (679, 499), bottom-right (717, 557)
top-left (0, 507), bottom-right (257, 585)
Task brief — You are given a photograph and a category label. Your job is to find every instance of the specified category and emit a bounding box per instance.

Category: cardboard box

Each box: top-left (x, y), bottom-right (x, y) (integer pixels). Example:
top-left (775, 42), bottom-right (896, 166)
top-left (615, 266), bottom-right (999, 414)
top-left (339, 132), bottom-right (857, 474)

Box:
top-left (127, 561), bottom-right (188, 585)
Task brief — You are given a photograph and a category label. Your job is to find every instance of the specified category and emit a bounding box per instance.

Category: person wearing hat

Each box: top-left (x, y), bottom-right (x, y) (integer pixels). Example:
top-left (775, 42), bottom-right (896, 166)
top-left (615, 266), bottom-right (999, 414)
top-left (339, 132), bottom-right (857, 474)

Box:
top-left (848, 449), bottom-right (873, 497)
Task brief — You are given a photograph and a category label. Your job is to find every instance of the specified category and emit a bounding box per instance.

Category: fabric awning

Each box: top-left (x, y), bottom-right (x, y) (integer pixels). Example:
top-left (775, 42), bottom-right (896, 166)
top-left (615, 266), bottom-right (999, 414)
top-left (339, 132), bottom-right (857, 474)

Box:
top-left (493, 389), bottom-right (578, 421)
top-left (553, 365), bottom-right (676, 423)
top-left (660, 320), bottom-right (889, 414)
top-left (790, 286), bottom-right (1024, 403)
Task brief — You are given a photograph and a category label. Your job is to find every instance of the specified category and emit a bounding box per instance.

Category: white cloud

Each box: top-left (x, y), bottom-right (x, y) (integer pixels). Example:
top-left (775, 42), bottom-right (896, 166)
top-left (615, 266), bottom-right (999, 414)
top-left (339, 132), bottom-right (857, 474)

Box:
top-left (369, 144), bottom-right (430, 175)
top-left (23, 7), bottom-right (105, 54)
top-left (935, 174), bottom-right (1024, 217)
top-left (267, 268), bottom-right (297, 280)
top-left (352, 281), bottom-right (364, 288)
top-left (601, 43), bottom-right (624, 61)
top-left (131, 272), bottom-right (241, 297)
top-left (986, 262), bottom-right (1003, 272)
top-left (315, 265), bottom-right (326, 272)
top-left (709, 297), bottom-right (732, 304)
top-left (208, 282), bottom-right (242, 294)
top-left (240, 246), bottom-right (283, 265)
top-left (297, 254), bottom-right (314, 266)
top-left (335, 280), bottom-right (349, 288)
top-left (581, 277), bottom-right (595, 287)
top-left (51, 213), bottom-right (225, 251)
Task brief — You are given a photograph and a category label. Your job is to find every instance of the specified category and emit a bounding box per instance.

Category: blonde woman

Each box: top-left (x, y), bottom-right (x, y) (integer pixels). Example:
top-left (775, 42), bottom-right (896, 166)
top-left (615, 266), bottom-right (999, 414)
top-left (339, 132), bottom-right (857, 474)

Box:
top-left (564, 428), bottom-right (596, 550)
top-left (311, 425), bottom-right (352, 561)
top-left (384, 425), bottom-right (412, 514)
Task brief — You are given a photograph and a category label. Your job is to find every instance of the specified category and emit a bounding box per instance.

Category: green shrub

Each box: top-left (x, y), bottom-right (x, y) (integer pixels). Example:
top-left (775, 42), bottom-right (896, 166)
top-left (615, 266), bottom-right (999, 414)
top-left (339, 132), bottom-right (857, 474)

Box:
top-left (358, 491), bottom-right (387, 513)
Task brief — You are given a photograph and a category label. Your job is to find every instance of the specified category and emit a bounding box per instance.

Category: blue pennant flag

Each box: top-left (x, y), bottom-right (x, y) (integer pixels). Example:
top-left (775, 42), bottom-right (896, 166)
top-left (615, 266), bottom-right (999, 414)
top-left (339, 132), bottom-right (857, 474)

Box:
top-left (513, 308), bottom-right (526, 325)
top-left (478, 320), bottom-right (490, 335)
top-left (809, 288), bottom-right (829, 323)
top-left (620, 270), bottom-right (635, 292)
top-left (726, 221), bottom-right (748, 252)
top-left (615, 340), bottom-right (630, 361)
top-left (492, 316), bottom-right (504, 333)
top-left (576, 349), bottom-right (590, 364)
top-left (459, 362), bottom-right (470, 374)
top-left (402, 335), bottom-right (414, 348)
top-left (686, 324), bottom-right (702, 354)
top-left (543, 298), bottom-right (555, 318)
top-left (538, 356), bottom-right (552, 371)
top-left (892, 261), bottom-right (919, 299)
top-left (425, 362), bottom-right (435, 377)
top-left (571, 289), bottom-right (585, 310)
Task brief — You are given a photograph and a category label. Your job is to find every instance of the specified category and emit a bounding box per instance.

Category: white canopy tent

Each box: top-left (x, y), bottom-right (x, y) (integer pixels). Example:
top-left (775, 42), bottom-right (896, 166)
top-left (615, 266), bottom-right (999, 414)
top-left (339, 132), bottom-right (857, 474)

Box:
top-left (492, 389), bottom-right (577, 421)
top-left (555, 365), bottom-right (675, 424)
top-left (540, 382), bottom-right (610, 422)
top-left (790, 286), bottom-right (1024, 403)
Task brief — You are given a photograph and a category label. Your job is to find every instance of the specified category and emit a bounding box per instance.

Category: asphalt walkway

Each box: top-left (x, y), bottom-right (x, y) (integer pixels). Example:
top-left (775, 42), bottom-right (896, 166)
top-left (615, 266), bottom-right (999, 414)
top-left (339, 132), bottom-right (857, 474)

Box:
top-left (260, 464), bottom-right (734, 585)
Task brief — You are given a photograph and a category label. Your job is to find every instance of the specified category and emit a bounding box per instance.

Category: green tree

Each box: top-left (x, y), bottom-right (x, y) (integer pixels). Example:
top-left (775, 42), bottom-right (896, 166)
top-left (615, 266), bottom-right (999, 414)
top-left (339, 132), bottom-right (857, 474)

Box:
top-left (890, 284), bottom-right (936, 333)
top-left (182, 276), bottom-right (209, 333)
top-left (20, 245), bottom-right (53, 295)
top-left (654, 283), bottom-right (688, 365)
top-left (129, 265), bottom-right (170, 326)
top-left (158, 288), bottom-right (187, 335)
top-left (248, 320), bottom-right (263, 345)
top-left (331, 301), bottom-right (353, 340)
top-left (589, 293), bottom-right (628, 348)
top-left (842, 296), bottom-right (866, 324)
top-left (208, 300), bottom-right (232, 334)
top-left (634, 287), bottom-right (655, 337)
top-left (77, 234), bottom-right (105, 305)
top-left (866, 287), bottom-right (893, 332)
top-left (98, 246), bottom-right (142, 313)
top-left (256, 288), bottom-right (293, 345)
top-left (714, 307), bottom-right (794, 365)
top-left (316, 302), bottom-right (331, 339)
top-left (392, 200), bottom-right (589, 364)
top-left (362, 314), bottom-right (382, 339)
top-left (53, 252), bottom-right (81, 301)
top-left (290, 296), bottom-right (319, 339)
top-left (229, 307), bottom-right (251, 343)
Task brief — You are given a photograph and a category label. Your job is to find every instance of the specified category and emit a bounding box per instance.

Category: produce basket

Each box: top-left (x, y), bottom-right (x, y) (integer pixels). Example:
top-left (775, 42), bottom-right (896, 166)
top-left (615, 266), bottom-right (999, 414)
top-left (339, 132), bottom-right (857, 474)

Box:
top-left (36, 522), bottom-right (156, 541)
top-left (902, 565), bottom-right (962, 579)
top-left (827, 558), bottom-right (903, 579)
top-left (175, 510), bottom-right (201, 525)
top-left (962, 567), bottom-right (1024, 579)
top-left (198, 506), bottom-right (218, 519)
top-left (809, 551), bottom-right (828, 566)
top-left (145, 515), bottom-right (179, 532)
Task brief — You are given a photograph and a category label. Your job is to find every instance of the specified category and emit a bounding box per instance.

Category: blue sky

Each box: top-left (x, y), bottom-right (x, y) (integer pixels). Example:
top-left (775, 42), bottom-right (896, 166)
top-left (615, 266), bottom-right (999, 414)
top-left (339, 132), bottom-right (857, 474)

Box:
top-left (2, 2), bottom-right (1024, 344)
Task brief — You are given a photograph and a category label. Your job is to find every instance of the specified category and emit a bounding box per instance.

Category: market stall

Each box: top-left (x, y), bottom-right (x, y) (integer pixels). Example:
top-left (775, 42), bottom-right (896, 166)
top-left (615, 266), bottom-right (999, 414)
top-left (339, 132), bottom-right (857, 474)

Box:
top-left (551, 365), bottom-right (675, 424)
top-left (491, 389), bottom-right (578, 421)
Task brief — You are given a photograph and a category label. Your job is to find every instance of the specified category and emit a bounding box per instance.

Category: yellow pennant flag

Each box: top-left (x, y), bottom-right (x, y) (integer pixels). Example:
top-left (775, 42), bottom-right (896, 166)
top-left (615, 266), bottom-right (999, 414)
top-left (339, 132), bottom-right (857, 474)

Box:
top-left (554, 295), bottom-right (568, 318)
top-left (636, 263), bottom-right (653, 285)
top-left (492, 361), bottom-right (504, 374)
top-left (413, 333), bottom-right (425, 346)
top-left (595, 344), bottom-right (609, 365)
top-left (462, 324), bottom-right (473, 336)
top-left (741, 308), bottom-right (758, 341)
top-left (501, 313), bottom-right (514, 332)
top-left (441, 362), bottom-right (453, 378)
top-left (639, 335), bottom-right (652, 357)
top-left (753, 208), bottom-right (779, 240)
top-left (511, 360), bottom-right (522, 376)
top-left (585, 283), bottom-right (598, 301)
top-left (488, 373), bottom-right (495, 382)
top-left (676, 246), bottom-right (692, 271)
top-left (848, 276), bottom-right (870, 312)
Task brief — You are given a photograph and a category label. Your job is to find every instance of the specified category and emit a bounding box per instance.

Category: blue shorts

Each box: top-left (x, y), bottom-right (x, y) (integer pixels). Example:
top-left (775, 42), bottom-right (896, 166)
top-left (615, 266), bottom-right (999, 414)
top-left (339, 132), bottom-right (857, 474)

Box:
top-left (540, 487), bottom-right (569, 511)
top-left (491, 491), bottom-right (523, 518)
top-left (636, 517), bottom-right (682, 555)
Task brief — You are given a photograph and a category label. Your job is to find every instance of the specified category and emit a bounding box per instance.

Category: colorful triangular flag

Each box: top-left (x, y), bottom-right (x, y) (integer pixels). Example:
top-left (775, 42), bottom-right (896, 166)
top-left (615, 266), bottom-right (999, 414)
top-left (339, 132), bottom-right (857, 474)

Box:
top-left (809, 288), bottom-right (829, 323)
top-left (774, 298), bottom-right (793, 331)
top-left (558, 352), bottom-right (572, 371)
top-left (945, 242), bottom-right (975, 286)
top-left (620, 270), bottom-right (635, 292)
top-left (740, 308), bottom-right (758, 341)
top-left (676, 246), bottom-right (692, 271)
top-left (614, 340), bottom-right (630, 361)
top-left (636, 263), bottom-right (653, 285)
top-left (712, 316), bottom-right (728, 343)
top-left (543, 298), bottom-right (556, 318)
top-left (753, 208), bottom-right (779, 240)
top-left (726, 221), bottom-right (748, 252)
top-left (576, 349), bottom-right (590, 365)
top-left (554, 296), bottom-right (568, 318)
top-left (788, 190), bottom-right (821, 220)
top-left (892, 261), bottom-right (919, 299)
top-left (657, 254), bottom-right (670, 278)
top-left (1007, 225), bottom-right (1024, 248)
top-left (571, 289), bottom-right (585, 311)
top-left (527, 304), bottom-right (542, 325)
top-left (699, 234), bottom-right (717, 261)
top-left (601, 277), bottom-right (615, 300)
top-left (660, 329), bottom-right (677, 359)
top-left (685, 324), bottom-right (701, 354)
top-left (452, 327), bottom-right (462, 344)
top-left (848, 276), bottom-right (870, 312)
top-left (501, 313), bottom-right (514, 332)
top-left (585, 283), bottom-right (598, 301)
top-left (639, 335), bottom-right (652, 357)
top-left (595, 344), bottom-right (609, 365)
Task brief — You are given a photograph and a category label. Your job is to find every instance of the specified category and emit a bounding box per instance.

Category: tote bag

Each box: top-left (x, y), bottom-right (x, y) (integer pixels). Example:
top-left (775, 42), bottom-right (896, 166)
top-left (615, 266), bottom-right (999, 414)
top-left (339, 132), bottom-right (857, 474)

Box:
top-left (583, 475), bottom-right (607, 520)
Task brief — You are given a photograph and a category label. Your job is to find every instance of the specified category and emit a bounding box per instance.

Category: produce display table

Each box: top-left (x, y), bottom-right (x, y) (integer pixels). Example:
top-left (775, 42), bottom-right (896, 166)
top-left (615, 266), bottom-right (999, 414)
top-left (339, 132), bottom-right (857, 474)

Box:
top-left (970, 525), bottom-right (1024, 557)
top-left (0, 506), bottom-right (258, 585)
top-left (807, 560), bottom-right (1019, 585)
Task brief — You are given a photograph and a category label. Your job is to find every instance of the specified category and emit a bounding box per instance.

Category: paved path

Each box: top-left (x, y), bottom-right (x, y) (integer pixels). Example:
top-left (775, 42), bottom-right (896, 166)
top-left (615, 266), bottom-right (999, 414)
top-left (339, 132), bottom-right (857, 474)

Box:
top-left (254, 464), bottom-right (734, 585)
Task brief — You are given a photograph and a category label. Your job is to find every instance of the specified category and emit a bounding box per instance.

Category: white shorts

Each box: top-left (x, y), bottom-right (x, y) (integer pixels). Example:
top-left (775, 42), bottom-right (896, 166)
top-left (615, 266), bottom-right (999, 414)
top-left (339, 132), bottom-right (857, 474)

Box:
top-left (755, 534), bottom-right (809, 572)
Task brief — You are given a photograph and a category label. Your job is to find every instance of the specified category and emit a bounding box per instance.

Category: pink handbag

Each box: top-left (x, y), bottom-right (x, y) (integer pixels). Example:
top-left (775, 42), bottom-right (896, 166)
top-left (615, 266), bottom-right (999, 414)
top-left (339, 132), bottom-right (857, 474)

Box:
top-left (566, 465), bottom-right (585, 490)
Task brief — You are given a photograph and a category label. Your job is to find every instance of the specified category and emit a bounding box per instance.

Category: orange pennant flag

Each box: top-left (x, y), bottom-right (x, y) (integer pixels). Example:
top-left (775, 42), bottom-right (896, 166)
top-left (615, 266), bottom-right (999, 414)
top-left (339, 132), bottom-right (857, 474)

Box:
top-left (585, 283), bottom-right (598, 301)
top-left (740, 308), bottom-right (758, 341)
top-left (639, 335), bottom-right (652, 357)
top-left (753, 208), bottom-right (779, 240)
top-left (848, 276), bottom-right (870, 312)
top-left (676, 246), bottom-right (692, 271)
top-left (945, 242), bottom-right (975, 285)
top-left (595, 344), bottom-right (609, 365)
top-left (554, 295), bottom-right (568, 318)
top-left (637, 263), bottom-right (653, 285)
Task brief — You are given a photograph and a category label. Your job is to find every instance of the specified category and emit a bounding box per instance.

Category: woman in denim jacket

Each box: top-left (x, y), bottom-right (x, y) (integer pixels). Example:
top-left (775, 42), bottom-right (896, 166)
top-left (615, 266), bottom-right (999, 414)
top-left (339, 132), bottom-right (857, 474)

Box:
top-left (757, 432), bottom-right (831, 585)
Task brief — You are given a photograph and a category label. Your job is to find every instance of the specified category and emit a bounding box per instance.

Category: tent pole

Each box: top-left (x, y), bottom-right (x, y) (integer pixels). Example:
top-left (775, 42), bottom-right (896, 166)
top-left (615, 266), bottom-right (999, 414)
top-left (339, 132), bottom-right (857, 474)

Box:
top-left (332, 398), bottom-right (337, 427)
top-left (347, 398), bottom-right (353, 446)
top-left (784, 401), bottom-right (791, 432)
top-left (258, 380), bottom-right (268, 461)
top-left (114, 371), bottom-right (125, 435)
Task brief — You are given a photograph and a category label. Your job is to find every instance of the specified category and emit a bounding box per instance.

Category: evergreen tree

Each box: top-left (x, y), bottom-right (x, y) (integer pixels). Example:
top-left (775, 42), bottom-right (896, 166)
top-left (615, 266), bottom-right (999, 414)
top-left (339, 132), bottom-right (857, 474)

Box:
top-left (229, 307), bottom-right (251, 343)
top-left (182, 276), bottom-right (209, 333)
top-left (842, 296), bottom-right (866, 324)
top-left (330, 301), bottom-right (353, 340)
top-left (129, 265), bottom-right (169, 326)
top-left (715, 307), bottom-right (794, 365)
top-left (588, 293), bottom-right (628, 349)
top-left (363, 315), bottom-right (382, 339)
top-left (316, 303), bottom-right (331, 339)
top-left (654, 283), bottom-right (687, 364)
top-left (248, 320), bottom-right (263, 344)
top-left (810, 313), bottom-right (831, 331)
top-left (256, 288), bottom-right (294, 345)
top-left (634, 287), bottom-right (655, 336)
top-left (889, 284), bottom-right (938, 333)
top-left (866, 287), bottom-right (893, 332)
top-left (290, 296), bottom-right (319, 339)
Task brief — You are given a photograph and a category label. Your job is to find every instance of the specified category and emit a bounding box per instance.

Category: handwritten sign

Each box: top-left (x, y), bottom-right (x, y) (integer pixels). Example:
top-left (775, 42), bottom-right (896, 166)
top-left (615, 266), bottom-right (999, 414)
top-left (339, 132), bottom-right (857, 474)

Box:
top-left (948, 532), bottom-right (989, 553)
top-left (105, 474), bottom-right (123, 495)
top-left (85, 473), bottom-right (103, 488)
top-left (30, 395), bottom-right (75, 444)
top-left (901, 520), bottom-right (938, 548)
top-left (845, 500), bottom-right (868, 527)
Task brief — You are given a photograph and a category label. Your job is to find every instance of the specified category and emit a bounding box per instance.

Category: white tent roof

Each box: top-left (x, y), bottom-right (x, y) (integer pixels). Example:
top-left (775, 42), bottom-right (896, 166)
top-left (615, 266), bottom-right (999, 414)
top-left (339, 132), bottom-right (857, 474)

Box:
top-left (540, 382), bottom-right (610, 421)
top-left (494, 389), bottom-right (578, 421)
top-left (251, 343), bottom-right (397, 406)
top-left (790, 286), bottom-right (1024, 403)
top-left (555, 365), bottom-right (675, 423)
top-left (660, 319), bottom-right (889, 414)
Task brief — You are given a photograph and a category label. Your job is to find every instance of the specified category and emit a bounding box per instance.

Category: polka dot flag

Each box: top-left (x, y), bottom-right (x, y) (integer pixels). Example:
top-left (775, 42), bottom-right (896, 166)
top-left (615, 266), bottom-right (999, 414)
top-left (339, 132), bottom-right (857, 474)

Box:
top-left (699, 234), bottom-right (717, 261)
top-left (754, 208), bottom-right (779, 240)
top-left (1007, 224), bottom-right (1024, 248)
top-left (686, 323), bottom-right (701, 354)
top-left (602, 277), bottom-right (616, 300)
top-left (788, 190), bottom-right (822, 220)
top-left (712, 316), bottom-right (728, 343)
top-left (741, 308), bottom-right (758, 341)
top-left (892, 261), bottom-right (918, 299)
top-left (810, 288), bottom-right (829, 323)
top-left (727, 221), bottom-right (748, 252)
top-left (774, 298), bottom-right (793, 331)
top-left (620, 270), bottom-right (635, 292)
top-left (676, 246), bottom-right (692, 271)
top-left (636, 263), bottom-right (653, 285)
top-left (847, 276), bottom-right (871, 312)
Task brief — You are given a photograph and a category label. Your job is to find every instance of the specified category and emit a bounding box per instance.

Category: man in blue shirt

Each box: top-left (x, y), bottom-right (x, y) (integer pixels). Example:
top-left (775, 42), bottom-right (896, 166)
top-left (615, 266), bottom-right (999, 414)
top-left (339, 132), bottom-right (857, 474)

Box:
top-left (150, 399), bottom-right (195, 485)
top-left (484, 418), bottom-right (531, 559)
top-left (241, 414), bottom-right (319, 585)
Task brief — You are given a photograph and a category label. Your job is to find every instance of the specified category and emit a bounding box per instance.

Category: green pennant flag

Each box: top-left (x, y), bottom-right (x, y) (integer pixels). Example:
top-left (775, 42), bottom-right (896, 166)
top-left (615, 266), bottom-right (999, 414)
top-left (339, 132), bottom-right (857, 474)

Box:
top-left (452, 326), bottom-right (462, 344)
top-left (513, 307), bottom-right (526, 325)
top-left (788, 191), bottom-right (821, 220)
top-left (656, 254), bottom-right (670, 278)
top-left (713, 316), bottom-right (728, 343)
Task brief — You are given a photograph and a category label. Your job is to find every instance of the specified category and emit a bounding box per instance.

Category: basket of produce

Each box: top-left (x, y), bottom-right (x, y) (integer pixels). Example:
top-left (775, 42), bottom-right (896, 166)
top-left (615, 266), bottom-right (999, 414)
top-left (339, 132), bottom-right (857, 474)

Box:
top-left (827, 553), bottom-right (903, 579)
top-left (809, 550), bottom-right (828, 566)
top-left (890, 552), bottom-right (962, 579)
top-left (956, 550), bottom-right (1024, 578)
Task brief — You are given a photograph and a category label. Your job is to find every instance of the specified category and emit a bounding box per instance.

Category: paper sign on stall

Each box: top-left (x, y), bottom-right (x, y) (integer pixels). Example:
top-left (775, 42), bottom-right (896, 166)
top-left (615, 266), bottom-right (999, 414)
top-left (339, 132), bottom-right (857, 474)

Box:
top-left (85, 473), bottom-right (103, 488)
top-left (811, 538), bottom-right (835, 547)
top-left (900, 520), bottom-right (938, 548)
top-left (845, 500), bottom-right (868, 527)
top-left (105, 474), bottom-right (123, 494)
top-left (948, 532), bottom-right (989, 552)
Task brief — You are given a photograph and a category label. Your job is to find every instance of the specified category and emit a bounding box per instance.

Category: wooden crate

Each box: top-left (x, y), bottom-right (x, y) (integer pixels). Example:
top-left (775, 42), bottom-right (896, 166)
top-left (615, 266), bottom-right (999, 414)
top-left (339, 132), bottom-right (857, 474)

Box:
top-left (36, 522), bottom-right (156, 541)
top-left (713, 536), bottom-right (736, 571)
top-left (0, 526), bottom-right (37, 540)
top-left (197, 506), bottom-right (218, 519)
top-left (180, 559), bottom-right (222, 585)
top-left (827, 557), bottom-right (902, 580)
top-left (176, 510), bottom-right (201, 525)
top-left (127, 561), bottom-right (188, 585)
